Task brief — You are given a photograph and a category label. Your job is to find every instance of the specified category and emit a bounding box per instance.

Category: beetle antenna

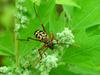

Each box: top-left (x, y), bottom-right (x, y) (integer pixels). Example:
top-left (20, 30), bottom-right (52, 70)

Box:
top-left (34, 4), bottom-right (43, 26)
top-left (33, 4), bottom-right (46, 32)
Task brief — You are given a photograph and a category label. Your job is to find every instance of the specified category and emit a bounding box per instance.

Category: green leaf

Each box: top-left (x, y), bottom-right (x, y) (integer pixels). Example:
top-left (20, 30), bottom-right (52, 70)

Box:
top-left (56, 0), bottom-right (80, 8)
top-left (50, 65), bottom-right (81, 75)
top-left (0, 31), bottom-right (15, 56)
top-left (68, 64), bottom-right (100, 75)
top-left (71, 0), bottom-right (100, 30)
top-left (49, 9), bottom-right (66, 34)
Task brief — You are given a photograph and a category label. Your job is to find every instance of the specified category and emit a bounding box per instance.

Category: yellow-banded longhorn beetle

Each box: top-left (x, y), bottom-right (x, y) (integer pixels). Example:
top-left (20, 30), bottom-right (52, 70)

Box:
top-left (19, 4), bottom-right (58, 60)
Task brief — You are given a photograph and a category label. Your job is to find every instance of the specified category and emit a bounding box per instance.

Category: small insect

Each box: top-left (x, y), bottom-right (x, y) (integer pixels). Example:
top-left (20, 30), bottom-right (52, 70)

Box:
top-left (19, 5), bottom-right (58, 60)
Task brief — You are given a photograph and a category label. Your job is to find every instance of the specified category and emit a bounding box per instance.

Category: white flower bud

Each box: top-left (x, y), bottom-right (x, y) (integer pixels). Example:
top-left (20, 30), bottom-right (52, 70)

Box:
top-left (21, 16), bottom-right (28, 24)
top-left (0, 66), bottom-right (10, 73)
top-left (36, 54), bottom-right (58, 75)
top-left (57, 27), bottom-right (75, 47)
top-left (14, 24), bottom-right (21, 31)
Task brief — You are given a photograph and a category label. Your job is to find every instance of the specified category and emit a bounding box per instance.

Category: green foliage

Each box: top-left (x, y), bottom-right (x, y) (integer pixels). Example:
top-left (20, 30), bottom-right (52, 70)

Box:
top-left (56, 0), bottom-right (80, 8)
top-left (62, 0), bottom-right (100, 75)
top-left (0, 0), bottom-right (100, 75)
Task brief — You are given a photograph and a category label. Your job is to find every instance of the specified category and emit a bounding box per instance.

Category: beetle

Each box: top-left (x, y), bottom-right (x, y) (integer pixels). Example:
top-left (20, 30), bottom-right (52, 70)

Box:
top-left (19, 5), bottom-right (58, 60)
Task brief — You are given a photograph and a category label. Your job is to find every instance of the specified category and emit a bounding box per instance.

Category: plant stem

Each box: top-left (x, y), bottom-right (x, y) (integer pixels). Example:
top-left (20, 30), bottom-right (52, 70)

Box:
top-left (14, 31), bottom-right (19, 67)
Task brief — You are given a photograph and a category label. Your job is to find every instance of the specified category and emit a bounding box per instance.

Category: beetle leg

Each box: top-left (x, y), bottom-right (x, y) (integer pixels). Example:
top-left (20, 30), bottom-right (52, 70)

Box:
top-left (42, 47), bottom-right (48, 57)
top-left (18, 37), bottom-right (41, 42)
top-left (50, 32), bottom-right (59, 44)
top-left (50, 32), bottom-right (54, 41)
top-left (27, 37), bottom-right (39, 41)
top-left (38, 49), bottom-right (42, 60)
top-left (38, 44), bottom-right (47, 60)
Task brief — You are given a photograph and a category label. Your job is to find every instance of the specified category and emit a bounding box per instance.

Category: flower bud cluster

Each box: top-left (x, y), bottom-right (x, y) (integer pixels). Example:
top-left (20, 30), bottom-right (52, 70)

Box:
top-left (15, 0), bottom-right (28, 31)
top-left (57, 28), bottom-right (75, 47)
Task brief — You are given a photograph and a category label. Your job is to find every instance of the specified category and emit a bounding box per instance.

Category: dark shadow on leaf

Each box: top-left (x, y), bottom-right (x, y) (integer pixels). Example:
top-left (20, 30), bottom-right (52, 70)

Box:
top-left (85, 24), bottom-right (100, 36)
